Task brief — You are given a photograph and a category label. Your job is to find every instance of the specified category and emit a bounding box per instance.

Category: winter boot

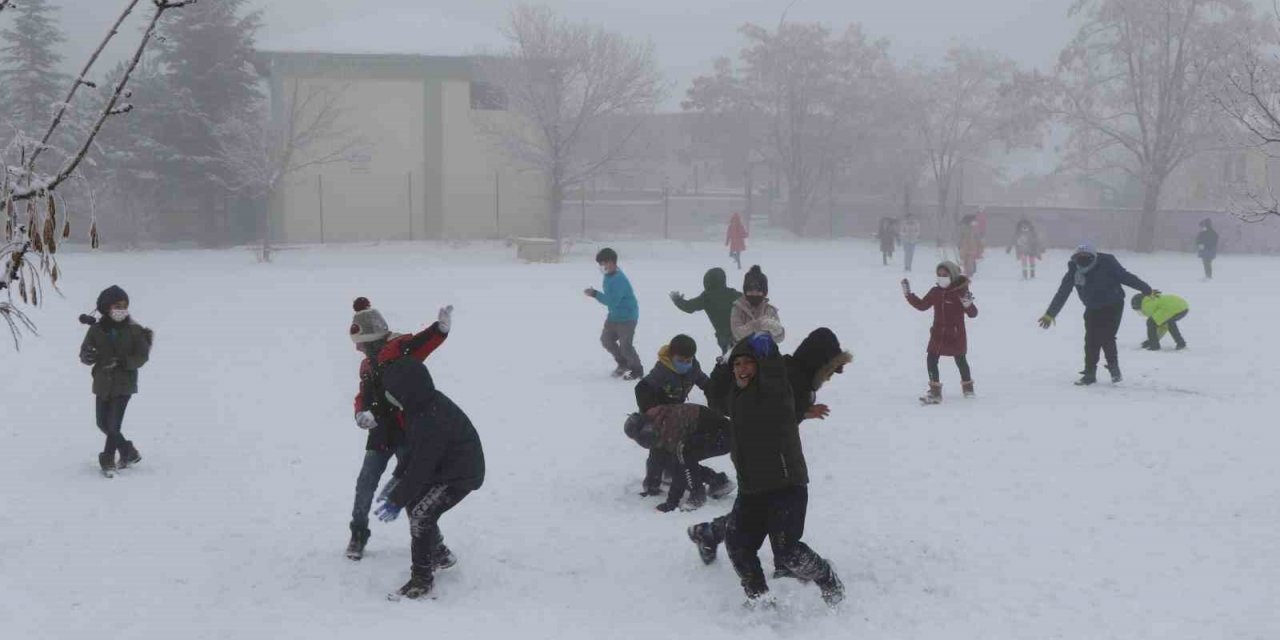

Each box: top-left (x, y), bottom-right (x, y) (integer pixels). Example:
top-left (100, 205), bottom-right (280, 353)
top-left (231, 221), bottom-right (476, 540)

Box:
top-left (772, 565), bottom-right (812, 583)
top-left (687, 523), bottom-right (720, 565)
top-left (919, 381), bottom-right (942, 405)
top-left (1107, 364), bottom-right (1123, 384)
top-left (779, 543), bottom-right (842, 605)
top-left (962, 380), bottom-right (975, 398)
top-left (346, 528), bottom-right (371, 561)
top-left (817, 564), bottom-right (846, 607)
top-left (98, 452), bottom-right (116, 477)
top-left (1075, 369), bottom-right (1097, 386)
top-left (118, 441), bottom-right (141, 468)
top-left (433, 544), bottom-right (457, 571)
top-left (622, 368), bottom-right (644, 381)
top-left (390, 572), bottom-right (434, 601)
top-left (682, 484), bottom-right (707, 511)
top-left (1175, 341), bottom-right (1187, 350)
top-left (707, 473), bottom-right (736, 500)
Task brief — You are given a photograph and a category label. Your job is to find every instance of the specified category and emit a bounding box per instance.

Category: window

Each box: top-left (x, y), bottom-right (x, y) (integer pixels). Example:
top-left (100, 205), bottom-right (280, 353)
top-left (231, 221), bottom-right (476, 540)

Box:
top-left (470, 81), bottom-right (508, 111)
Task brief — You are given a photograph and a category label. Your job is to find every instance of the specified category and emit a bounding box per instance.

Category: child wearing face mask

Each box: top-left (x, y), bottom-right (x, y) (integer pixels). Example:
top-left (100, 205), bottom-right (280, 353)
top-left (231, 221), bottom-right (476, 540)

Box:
top-left (730, 265), bottom-right (785, 344)
top-left (78, 285), bottom-right (153, 477)
top-left (902, 262), bottom-right (978, 404)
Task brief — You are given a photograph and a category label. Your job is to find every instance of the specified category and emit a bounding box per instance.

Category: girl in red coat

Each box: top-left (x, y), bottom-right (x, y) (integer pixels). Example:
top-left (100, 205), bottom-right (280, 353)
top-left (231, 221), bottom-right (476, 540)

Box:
top-left (901, 261), bottom-right (978, 404)
top-left (726, 212), bottom-right (748, 270)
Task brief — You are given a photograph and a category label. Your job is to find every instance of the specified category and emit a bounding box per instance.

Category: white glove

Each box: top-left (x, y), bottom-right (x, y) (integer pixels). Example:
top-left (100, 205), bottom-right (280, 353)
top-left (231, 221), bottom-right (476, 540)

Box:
top-left (355, 410), bottom-right (378, 430)
top-left (438, 305), bottom-right (454, 334)
top-left (900, 279), bottom-right (911, 296)
top-left (961, 293), bottom-right (975, 309)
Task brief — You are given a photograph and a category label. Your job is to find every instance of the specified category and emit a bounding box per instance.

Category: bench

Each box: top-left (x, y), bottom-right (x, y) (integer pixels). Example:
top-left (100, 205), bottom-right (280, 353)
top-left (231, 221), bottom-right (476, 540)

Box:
top-left (511, 237), bottom-right (561, 263)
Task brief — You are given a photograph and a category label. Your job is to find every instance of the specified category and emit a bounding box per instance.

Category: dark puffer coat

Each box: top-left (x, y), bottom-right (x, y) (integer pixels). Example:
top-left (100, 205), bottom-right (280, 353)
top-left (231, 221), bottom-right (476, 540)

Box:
top-left (634, 345), bottom-right (710, 412)
top-left (78, 286), bottom-right (152, 397)
top-left (785, 328), bottom-right (852, 421)
top-left (725, 340), bottom-right (807, 495)
top-left (907, 273), bottom-right (978, 356)
top-left (1046, 252), bottom-right (1152, 316)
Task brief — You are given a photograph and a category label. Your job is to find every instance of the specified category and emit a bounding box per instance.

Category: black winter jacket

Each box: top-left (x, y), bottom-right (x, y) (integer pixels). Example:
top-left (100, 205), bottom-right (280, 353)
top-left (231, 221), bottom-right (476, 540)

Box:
top-left (1047, 253), bottom-right (1152, 317)
top-left (382, 358), bottom-right (485, 506)
top-left (634, 345), bottom-right (710, 412)
top-left (725, 341), bottom-right (808, 495)
top-left (785, 328), bottom-right (851, 421)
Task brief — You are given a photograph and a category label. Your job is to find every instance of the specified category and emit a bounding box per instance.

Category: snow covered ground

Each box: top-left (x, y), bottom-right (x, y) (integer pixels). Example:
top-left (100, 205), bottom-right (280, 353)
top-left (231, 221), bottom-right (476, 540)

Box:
top-left (2, 237), bottom-right (1276, 639)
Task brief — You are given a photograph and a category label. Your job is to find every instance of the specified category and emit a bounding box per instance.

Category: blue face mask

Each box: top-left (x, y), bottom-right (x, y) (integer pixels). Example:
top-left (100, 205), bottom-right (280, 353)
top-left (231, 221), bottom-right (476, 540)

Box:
top-left (673, 359), bottom-right (694, 375)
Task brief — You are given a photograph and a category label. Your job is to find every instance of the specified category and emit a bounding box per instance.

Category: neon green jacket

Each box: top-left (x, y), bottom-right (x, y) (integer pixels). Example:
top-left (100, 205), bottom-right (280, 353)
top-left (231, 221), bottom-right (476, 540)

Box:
top-left (1138, 294), bottom-right (1189, 327)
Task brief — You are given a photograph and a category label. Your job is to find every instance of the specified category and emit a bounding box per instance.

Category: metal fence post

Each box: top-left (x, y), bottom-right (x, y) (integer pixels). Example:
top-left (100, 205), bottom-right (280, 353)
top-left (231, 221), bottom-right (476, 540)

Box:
top-left (317, 174), bottom-right (325, 244)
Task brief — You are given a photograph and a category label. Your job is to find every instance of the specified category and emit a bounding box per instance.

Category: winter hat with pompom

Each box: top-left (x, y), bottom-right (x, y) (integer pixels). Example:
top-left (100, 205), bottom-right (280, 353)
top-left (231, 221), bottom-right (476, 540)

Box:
top-left (743, 265), bottom-right (768, 295)
top-left (349, 297), bottom-right (390, 344)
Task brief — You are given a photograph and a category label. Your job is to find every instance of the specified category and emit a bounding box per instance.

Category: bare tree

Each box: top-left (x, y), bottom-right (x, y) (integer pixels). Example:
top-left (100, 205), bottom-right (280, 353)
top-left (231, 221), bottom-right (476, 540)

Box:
top-left (1, 0), bottom-right (196, 347)
top-left (1053, 0), bottom-right (1260, 251)
top-left (1213, 9), bottom-right (1280, 223)
top-left (214, 79), bottom-right (367, 261)
top-left (478, 4), bottom-right (665, 243)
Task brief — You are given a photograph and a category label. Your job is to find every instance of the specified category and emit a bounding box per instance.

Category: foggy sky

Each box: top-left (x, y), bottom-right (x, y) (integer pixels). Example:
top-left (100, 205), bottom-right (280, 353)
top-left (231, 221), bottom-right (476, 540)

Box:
top-left (49, 0), bottom-right (1073, 108)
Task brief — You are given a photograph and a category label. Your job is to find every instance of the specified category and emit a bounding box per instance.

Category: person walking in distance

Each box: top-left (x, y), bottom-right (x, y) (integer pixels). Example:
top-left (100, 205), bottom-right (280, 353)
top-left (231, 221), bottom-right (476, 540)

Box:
top-left (900, 213), bottom-right (922, 272)
top-left (726, 212), bottom-right (749, 270)
top-left (1194, 219), bottom-right (1219, 280)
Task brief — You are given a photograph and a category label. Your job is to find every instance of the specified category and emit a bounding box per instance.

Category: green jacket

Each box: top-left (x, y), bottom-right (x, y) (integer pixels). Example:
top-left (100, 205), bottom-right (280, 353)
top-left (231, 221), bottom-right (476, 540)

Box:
top-left (671, 268), bottom-right (742, 345)
top-left (724, 340), bottom-right (808, 495)
top-left (79, 320), bottom-right (153, 397)
top-left (1138, 294), bottom-right (1189, 327)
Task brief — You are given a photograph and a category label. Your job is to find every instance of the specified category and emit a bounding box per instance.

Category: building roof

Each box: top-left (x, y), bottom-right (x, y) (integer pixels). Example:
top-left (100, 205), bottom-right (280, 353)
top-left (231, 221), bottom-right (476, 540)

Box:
top-left (259, 9), bottom-right (504, 57)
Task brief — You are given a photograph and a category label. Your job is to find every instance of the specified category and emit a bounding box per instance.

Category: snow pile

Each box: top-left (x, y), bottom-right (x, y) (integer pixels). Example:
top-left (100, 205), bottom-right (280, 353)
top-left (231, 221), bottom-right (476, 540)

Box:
top-left (0, 239), bottom-right (1275, 639)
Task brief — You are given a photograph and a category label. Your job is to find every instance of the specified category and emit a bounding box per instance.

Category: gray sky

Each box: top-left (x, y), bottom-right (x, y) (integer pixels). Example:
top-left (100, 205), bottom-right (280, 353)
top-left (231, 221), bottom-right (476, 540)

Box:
top-left (50, 0), bottom-right (1074, 108)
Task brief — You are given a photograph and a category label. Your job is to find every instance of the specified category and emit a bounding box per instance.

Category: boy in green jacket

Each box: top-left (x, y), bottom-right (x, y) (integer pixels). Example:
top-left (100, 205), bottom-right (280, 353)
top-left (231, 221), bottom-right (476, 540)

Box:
top-left (1131, 293), bottom-right (1189, 351)
top-left (669, 268), bottom-right (742, 356)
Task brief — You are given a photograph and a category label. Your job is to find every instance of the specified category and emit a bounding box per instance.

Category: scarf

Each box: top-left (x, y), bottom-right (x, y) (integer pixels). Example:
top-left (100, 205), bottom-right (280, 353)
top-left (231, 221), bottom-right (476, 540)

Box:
top-left (1074, 255), bottom-right (1099, 287)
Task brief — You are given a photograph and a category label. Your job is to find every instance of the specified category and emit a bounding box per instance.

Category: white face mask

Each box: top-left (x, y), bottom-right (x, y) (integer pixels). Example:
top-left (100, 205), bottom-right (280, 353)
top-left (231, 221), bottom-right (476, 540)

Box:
top-left (109, 309), bottom-right (130, 322)
top-left (936, 276), bottom-right (952, 289)
top-left (599, 264), bottom-right (608, 275)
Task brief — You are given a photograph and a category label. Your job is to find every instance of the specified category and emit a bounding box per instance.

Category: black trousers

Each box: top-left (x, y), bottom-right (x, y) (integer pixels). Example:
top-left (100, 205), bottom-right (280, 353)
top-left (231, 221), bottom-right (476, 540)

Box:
top-left (927, 354), bottom-right (971, 383)
top-left (1083, 303), bottom-right (1125, 373)
top-left (723, 486), bottom-right (830, 596)
top-left (1202, 257), bottom-right (1214, 279)
top-left (408, 484), bottom-right (470, 578)
top-left (1147, 310), bottom-right (1188, 347)
top-left (95, 396), bottom-right (132, 456)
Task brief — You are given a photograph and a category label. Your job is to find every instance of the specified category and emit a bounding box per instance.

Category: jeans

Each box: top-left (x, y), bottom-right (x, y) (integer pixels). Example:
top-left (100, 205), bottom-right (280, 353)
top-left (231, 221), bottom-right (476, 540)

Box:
top-left (408, 484), bottom-right (470, 578)
top-left (601, 320), bottom-right (643, 374)
top-left (95, 396), bottom-right (132, 456)
top-left (1083, 303), bottom-right (1125, 373)
top-left (350, 446), bottom-right (408, 533)
top-left (903, 242), bottom-right (917, 272)
top-left (927, 354), bottom-right (971, 383)
top-left (1147, 311), bottom-right (1188, 347)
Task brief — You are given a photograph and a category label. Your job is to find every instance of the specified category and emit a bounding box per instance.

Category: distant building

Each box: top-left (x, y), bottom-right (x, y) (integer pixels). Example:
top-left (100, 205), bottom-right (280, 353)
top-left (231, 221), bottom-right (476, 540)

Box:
top-left (255, 50), bottom-right (549, 243)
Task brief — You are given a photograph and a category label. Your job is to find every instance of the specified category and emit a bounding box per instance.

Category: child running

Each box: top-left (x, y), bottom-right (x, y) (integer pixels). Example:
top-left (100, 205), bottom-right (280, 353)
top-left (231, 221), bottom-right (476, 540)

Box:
top-left (670, 268), bottom-right (742, 356)
top-left (585, 248), bottom-right (643, 379)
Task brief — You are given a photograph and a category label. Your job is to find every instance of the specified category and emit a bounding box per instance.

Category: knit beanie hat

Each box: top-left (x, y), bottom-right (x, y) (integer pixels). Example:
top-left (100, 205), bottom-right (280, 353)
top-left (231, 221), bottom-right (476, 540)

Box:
top-left (743, 265), bottom-right (768, 295)
top-left (349, 297), bottom-right (390, 344)
top-left (669, 334), bottom-right (697, 358)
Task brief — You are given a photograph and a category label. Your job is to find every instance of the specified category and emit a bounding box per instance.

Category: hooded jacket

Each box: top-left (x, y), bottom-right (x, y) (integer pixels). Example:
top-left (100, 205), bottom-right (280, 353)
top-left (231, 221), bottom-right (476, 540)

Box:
top-left (725, 340), bottom-right (808, 495)
top-left (1046, 252), bottom-right (1152, 316)
top-left (1137, 293), bottom-right (1189, 327)
top-left (726, 214), bottom-right (749, 253)
top-left (1195, 224), bottom-right (1219, 259)
top-left (634, 344), bottom-right (710, 412)
top-left (78, 286), bottom-right (153, 397)
top-left (354, 322), bottom-right (448, 452)
top-left (730, 296), bottom-right (785, 343)
top-left (671, 268), bottom-right (742, 346)
top-left (382, 358), bottom-right (485, 506)
top-left (785, 328), bottom-right (853, 421)
top-left (907, 263), bottom-right (978, 356)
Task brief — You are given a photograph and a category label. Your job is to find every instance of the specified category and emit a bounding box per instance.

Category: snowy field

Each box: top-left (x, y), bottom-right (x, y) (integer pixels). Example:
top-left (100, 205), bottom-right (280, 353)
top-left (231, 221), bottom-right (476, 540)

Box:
top-left (2, 236), bottom-right (1277, 639)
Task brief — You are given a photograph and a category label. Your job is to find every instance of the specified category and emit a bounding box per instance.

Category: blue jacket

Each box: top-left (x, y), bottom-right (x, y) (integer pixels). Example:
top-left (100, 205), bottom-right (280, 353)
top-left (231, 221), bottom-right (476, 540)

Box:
top-left (595, 269), bottom-right (640, 323)
top-left (1047, 253), bottom-right (1152, 316)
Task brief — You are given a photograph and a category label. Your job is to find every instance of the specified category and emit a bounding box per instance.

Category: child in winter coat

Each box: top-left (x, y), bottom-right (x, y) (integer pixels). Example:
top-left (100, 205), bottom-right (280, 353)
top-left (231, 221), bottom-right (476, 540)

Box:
top-left (726, 212), bottom-right (749, 270)
top-left (730, 266), bottom-right (785, 344)
top-left (635, 334), bottom-right (710, 496)
top-left (1006, 218), bottom-right (1044, 280)
top-left (78, 285), bottom-right (152, 477)
top-left (1131, 292), bottom-right (1189, 351)
top-left (585, 247), bottom-right (643, 379)
top-left (1195, 219), bottom-right (1219, 280)
top-left (670, 268), bottom-right (743, 356)
top-left (958, 219), bottom-right (984, 277)
top-left (346, 297), bottom-right (453, 561)
top-left (624, 404), bottom-right (735, 512)
top-left (900, 214), bottom-right (922, 272)
top-left (878, 217), bottom-right (900, 266)
top-left (902, 262), bottom-right (978, 404)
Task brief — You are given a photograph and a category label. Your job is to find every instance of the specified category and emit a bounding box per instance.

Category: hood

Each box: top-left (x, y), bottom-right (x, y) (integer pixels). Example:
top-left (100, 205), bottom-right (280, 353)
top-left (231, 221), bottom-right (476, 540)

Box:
top-left (703, 267), bottom-right (727, 291)
top-left (791, 328), bottom-right (853, 390)
top-left (657, 344), bottom-right (675, 371)
top-left (379, 357), bottom-right (437, 412)
top-left (944, 275), bottom-right (971, 292)
top-left (96, 285), bottom-right (129, 316)
top-left (936, 261), bottom-right (965, 284)
top-left (728, 338), bottom-right (758, 364)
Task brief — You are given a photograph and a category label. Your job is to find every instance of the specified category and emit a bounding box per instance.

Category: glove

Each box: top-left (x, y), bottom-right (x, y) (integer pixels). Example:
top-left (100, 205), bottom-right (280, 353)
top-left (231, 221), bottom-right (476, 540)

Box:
top-left (81, 347), bottom-right (98, 366)
top-left (747, 332), bottom-right (778, 359)
top-left (374, 501), bottom-right (402, 523)
top-left (355, 410), bottom-right (378, 430)
top-left (655, 500), bottom-right (679, 513)
top-left (377, 476), bottom-right (401, 504)
top-left (437, 305), bottom-right (453, 334)
top-left (1038, 314), bottom-right (1055, 329)
top-left (900, 279), bottom-right (911, 296)
top-left (961, 293), bottom-right (974, 309)
top-left (669, 291), bottom-right (683, 302)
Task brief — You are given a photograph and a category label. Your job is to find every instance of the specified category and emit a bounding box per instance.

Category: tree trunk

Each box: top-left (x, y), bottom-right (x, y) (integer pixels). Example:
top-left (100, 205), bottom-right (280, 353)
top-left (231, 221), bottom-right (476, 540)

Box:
top-left (549, 180), bottom-right (564, 242)
top-left (936, 181), bottom-right (949, 246)
top-left (1136, 178), bottom-right (1161, 253)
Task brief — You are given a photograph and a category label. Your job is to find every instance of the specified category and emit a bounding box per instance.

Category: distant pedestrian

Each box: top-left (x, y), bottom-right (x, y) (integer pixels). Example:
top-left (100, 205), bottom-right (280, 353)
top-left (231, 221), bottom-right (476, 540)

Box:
top-left (900, 213), bottom-right (922, 272)
top-left (1194, 219), bottom-right (1219, 280)
top-left (726, 212), bottom-right (749, 270)
top-left (878, 217), bottom-right (899, 266)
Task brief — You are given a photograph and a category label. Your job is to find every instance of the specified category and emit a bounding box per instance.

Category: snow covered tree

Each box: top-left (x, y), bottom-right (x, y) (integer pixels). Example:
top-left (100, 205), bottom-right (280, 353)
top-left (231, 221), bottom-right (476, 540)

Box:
top-left (479, 4), bottom-right (665, 243)
top-left (152, 0), bottom-right (262, 245)
top-left (0, 0), bottom-right (72, 170)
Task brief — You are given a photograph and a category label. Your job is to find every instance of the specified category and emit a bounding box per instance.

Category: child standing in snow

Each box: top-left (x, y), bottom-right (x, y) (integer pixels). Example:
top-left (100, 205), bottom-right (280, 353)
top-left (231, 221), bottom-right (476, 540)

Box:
top-left (670, 268), bottom-right (742, 357)
top-left (902, 262), bottom-right (978, 404)
top-left (345, 297), bottom-right (453, 561)
top-left (1132, 292), bottom-right (1190, 351)
top-left (1006, 218), bottom-right (1044, 280)
top-left (878, 217), bottom-right (899, 266)
top-left (635, 334), bottom-right (711, 496)
top-left (730, 265), bottom-right (785, 344)
top-left (624, 404), bottom-right (734, 513)
top-left (958, 219), bottom-right (984, 277)
top-left (1195, 219), bottom-right (1219, 280)
top-left (900, 213), bottom-right (922, 272)
top-left (585, 248), bottom-right (643, 380)
top-left (726, 212), bottom-right (749, 270)
top-left (78, 286), bottom-right (152, 477)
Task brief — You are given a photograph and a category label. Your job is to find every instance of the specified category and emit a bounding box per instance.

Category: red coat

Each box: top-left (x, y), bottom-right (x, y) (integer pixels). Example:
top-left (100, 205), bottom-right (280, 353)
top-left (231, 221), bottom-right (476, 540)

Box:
top-left (726, 214), bottom-right (748, 253)
top-left (353, 323), bottom-right (448, 450)
top-left (906, 278), bottom-right (978, 356)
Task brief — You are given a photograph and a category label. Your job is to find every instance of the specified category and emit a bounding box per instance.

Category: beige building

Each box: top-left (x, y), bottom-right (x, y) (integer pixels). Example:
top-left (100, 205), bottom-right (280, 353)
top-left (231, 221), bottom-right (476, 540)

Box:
top-left (256, 51), bottom-right (549, 243)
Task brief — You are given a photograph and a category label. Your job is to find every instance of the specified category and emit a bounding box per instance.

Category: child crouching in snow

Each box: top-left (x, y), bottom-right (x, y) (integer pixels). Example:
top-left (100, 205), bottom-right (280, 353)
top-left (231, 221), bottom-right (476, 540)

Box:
top-left (635, 334), bottom-right (710, 496)
top-left (902, 262), bottom-right (978, 404)
top-left (79, 285), bottom-right (153, 477)
top-left (1131, 292), bottom-right (1189, 351)
top-left (624, 404), bottom-right (735, 512)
